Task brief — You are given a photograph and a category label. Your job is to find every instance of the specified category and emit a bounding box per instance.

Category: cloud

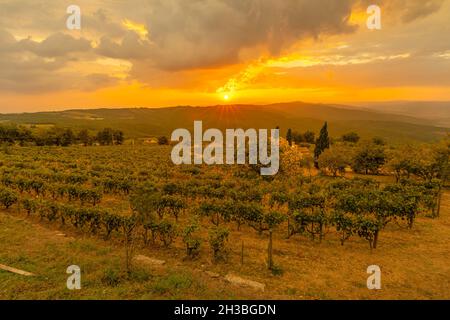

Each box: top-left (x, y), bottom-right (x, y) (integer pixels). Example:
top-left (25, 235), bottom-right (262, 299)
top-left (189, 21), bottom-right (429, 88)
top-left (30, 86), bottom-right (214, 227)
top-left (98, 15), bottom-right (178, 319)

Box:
top-left (0, 0), bottom-right (62, 32)
top-left (82, 8), bottom-right (128, 39)
top-left (96, 32), bottom-right (151, 60)
top-left (91, 0), bottom-right (361, 71)
top-left (0, 0), bottom-right (449, 97)
top-left (0, 29), bottom-right (17, 52)
top-left (256, 53), bottom-right (450, 89)
top-left (96, 0), bottom-right (447, 72)
top-left (359, 0), bottom-right (445, 23)
top-left (399, 0), bottom-right (445, 23)
top-left (18, 33), bottom-right (92, 57)
top-left (0, 29), bottom-right (116, 93)
top-left (136, 0), bottom-right (357, 70)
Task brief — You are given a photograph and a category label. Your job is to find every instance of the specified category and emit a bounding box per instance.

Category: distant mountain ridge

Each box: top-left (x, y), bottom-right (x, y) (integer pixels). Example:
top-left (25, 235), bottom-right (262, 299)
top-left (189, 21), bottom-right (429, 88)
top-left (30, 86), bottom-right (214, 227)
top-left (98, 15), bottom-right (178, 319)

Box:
top-left (354, 101), bottom-right (450, 127)
top-left (0, 102), bottom-right (448, 143)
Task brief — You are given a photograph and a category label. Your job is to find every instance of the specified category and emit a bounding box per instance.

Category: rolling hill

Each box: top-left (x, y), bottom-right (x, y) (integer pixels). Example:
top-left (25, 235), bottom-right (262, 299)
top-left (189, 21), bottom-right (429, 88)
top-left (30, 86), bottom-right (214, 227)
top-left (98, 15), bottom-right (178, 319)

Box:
top-left (0, 102), bottom-right (448, 143)
top-left (355, 101), bottom-right (450, 127)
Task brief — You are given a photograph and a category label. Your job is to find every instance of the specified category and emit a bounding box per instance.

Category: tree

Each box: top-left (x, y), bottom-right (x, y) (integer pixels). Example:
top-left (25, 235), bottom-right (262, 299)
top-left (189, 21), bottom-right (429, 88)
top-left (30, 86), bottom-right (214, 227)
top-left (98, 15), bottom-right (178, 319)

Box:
top-left (279, 142), bottom-right (304, 175)
top-left (303, 131), bottom-right (315, 144)
top-left (300, 155), bottom-right (314, 181)
top-left (209, 227), bottom-right (229, 262)
top-left (226, 200), bottom-right (258, 231)
top-left (121, 216), bottom-right (138, 275)
top-left (60, 129), bottom-right (75, 147)
top-left (292, 131), bottom-right (315, 145)
top-left (333, 187), bottom-right (385, 249)
top-left (420, 179), bottom-right (442, 218)
top-left (163, 195), bottom-right (185, 222)
top-left (34, 129), bottom-right (58, 146)
top-left (409, 143), bottom-right (449, 182)
top-left (330, 211), bottom-right (356, 246)
top-left (77, 129), bottom-right (92, 146)
top-left (356, 216), bottom-right (382, 250)
top-left (95, 128), bottom-right (124, 145)
top-left (314, 122), bottom-right (330, 168)
top-left (182, 218), bottom-right (201, 259)
top-left (0, 187), bottom-right (18, 209)
top-left (16, 126), bottom-right (33, 146)
top-left (102, 212), bottom-right (122, 240)
top-left (372, 137), bottom-right (386, 146)
top-left (286, 129), bottom-right (293, 146)
top-left (318, 146), bottom-right (350, 177)
top-left (157, 219), bottom-right (177, 247)
top-left (292, 131), bottom-right (304, 144)
top-left (432, 139), bottom-right (449, 217)
top-left (22, 198), bottom-right (38, 216)
top-left (200, 199), bottom-right (229, 226)
top-left (97, 128), bottom-right (114, 145)
top-left (130, 182), bottom-right (161, 221)
top-left (386, 145), bottom-right (416, 182)
top-left (264, 211), bottom-right (285, 270)
top-left (158, 136), bottom-right (169, 145)
top-left (352, 143), bottom-right (386, 175)
top-left (342, 132), bottom-right (360, 143)
top-left (289, 192), bottom-right (327, 241)
top-left (113, 130), bottom-right (124, 145)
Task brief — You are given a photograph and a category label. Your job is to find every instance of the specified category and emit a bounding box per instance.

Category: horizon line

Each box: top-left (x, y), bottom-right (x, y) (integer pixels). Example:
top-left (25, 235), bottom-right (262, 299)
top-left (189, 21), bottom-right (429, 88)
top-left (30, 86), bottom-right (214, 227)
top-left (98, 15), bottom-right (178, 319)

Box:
top-left (2, 99), bottom-right (450, 115)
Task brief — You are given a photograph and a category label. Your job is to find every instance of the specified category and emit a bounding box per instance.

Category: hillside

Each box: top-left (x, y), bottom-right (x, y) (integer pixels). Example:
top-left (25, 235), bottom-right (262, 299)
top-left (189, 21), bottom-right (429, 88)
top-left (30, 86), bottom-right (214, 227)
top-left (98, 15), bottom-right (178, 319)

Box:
top-left (1, 144), bottom-right (449, 300)
top-left (355, 101), bottom-right (450, 127)
top-left (0, 102), bottom-right (448, 143)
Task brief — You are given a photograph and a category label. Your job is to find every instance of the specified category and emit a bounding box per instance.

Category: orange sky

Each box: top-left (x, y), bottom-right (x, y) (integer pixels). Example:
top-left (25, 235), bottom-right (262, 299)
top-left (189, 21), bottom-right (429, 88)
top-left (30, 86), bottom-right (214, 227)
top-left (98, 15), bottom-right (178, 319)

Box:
top-left (0, 0), bottom-right (449, 113)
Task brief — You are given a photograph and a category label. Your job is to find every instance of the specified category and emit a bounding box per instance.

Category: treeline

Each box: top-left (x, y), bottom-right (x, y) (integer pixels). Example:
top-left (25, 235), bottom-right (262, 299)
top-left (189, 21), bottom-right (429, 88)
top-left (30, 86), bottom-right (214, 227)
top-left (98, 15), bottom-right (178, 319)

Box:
top-left (311, 124), bottom-right (449, 179)
top-left (0, 126), bottom-right (124, 146)
top-left (285, 127), bottom-right (364, 147)
top-left (286, 129), bottom-right (315, 146)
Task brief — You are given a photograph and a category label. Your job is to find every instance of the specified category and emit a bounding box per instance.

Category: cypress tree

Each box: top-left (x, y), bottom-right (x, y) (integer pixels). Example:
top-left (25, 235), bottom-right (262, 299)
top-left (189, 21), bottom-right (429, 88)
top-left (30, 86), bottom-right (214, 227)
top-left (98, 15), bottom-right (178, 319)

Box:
top-left (286, 128), bottom-right (293, 146)
top-left (314, 122), bottom-right (330, 168)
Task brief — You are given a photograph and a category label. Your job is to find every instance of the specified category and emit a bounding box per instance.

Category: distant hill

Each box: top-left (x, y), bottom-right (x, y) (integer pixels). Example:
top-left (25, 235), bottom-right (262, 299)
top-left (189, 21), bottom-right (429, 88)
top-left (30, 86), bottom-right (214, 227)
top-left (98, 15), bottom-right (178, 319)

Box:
top-left (0, 102), bottom-right (448, 143)
top-left (355, 101), bottom-right (450, 127)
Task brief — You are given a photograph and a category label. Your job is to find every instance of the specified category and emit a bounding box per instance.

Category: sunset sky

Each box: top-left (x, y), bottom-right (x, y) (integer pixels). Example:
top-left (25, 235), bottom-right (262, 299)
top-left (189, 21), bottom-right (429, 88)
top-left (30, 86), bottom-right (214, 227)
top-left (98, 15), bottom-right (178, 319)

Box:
top-left (0, 0), bottom-right (450, 113)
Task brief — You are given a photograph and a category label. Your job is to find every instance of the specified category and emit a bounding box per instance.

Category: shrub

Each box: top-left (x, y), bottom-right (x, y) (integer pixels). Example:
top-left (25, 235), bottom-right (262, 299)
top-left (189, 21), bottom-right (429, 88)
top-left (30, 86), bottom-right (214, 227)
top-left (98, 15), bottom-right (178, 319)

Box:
top-left (342, 132), bottom-right (360, 143)
top-left (208, 227), bottom-right (229, 261)
top-left (102, 212), bottom-right (122, 240)
top-left (22, 198), bottom-right (38, 216)
top-left (41, 201), bottom-right (59, 222)
top-left (182, 219), bottom-right (201, 259)
top-left (157, 136), bottom-right (169, 145)
top-left (318, 147), bottom-right (350, 177)
top-left (330, 211), bottom-right (356, 245)
top-left (0, 187), bottom-right (18, 209)
top-left (157, 220), bottom-right (177, 247)
top-left (352, 143), bottom-right (386, 175)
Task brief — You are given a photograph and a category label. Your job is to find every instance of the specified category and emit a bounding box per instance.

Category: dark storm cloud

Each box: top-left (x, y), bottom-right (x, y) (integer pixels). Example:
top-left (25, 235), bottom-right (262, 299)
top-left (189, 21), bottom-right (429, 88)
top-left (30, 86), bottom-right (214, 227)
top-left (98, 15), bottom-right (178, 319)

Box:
top-left (135, 0), bottom-right (357, 70)
top-left (0, 0), bottom-right (448, 93)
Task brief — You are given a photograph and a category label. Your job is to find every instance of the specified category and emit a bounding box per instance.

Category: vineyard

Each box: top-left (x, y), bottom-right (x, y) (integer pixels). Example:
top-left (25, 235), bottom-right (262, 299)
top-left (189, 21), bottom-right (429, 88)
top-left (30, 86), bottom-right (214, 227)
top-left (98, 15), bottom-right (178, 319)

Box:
top-left (0, 140), bottom-right (449, 299)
